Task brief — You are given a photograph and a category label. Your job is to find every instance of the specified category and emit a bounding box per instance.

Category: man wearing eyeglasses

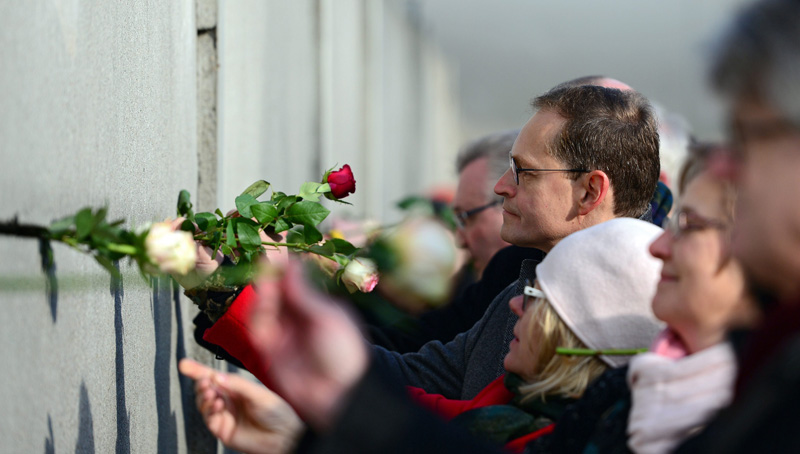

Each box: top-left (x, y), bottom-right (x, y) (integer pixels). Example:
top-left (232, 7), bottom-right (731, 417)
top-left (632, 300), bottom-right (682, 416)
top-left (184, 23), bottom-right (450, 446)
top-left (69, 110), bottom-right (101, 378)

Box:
top-left (368, 131), bottom-right (549, 354)
top-left (372, 83), bottom-right (661, 400)
top-left (451, 132), bottom-right (514, 279)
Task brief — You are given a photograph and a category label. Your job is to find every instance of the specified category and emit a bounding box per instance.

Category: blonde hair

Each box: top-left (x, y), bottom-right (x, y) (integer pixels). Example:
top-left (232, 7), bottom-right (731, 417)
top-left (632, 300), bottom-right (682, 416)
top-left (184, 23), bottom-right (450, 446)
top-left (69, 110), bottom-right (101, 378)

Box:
top-left (517, 300), bottom-right (608, 402)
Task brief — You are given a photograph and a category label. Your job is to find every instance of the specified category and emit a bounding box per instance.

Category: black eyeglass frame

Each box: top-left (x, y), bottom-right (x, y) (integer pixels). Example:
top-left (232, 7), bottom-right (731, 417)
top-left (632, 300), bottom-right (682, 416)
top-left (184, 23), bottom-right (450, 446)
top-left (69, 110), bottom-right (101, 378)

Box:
top-left (509, 152), bottom-right (591, 185)
top-left (454, 199), bottom-right (503, 228)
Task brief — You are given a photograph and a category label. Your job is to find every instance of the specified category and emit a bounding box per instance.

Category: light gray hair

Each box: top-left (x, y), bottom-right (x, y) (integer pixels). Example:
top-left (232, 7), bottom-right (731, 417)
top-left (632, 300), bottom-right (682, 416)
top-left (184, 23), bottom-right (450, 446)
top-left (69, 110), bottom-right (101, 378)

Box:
top-left (711, 0), bottom-right (800, 128)
top-left (456, 129), bottom-right (519, 200)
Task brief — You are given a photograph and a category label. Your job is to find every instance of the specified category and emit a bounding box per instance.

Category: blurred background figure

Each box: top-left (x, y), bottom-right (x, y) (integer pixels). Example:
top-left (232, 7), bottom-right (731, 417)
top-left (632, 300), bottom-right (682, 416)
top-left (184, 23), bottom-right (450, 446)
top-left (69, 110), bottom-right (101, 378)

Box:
top-left (452, 130), bottom-right (516, 279)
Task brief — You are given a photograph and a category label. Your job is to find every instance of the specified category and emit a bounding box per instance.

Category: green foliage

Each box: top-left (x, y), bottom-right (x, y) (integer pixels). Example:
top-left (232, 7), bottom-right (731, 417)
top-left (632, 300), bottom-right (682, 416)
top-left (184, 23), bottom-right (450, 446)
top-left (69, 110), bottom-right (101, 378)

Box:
top-left (285, 201), bottom-right (330, 227)
top-left (177, 190), bottom-right (194, 219)
top-left (9, 171), bottom-right (361, 290)
top-left (234, 194), bottom-right (259, 218)
top-left (195, 212), bottom-right (218, 231)
top-left (251, 203), bottom-right (278, 224)
top-left (240, 180), bottom-right (270, 199)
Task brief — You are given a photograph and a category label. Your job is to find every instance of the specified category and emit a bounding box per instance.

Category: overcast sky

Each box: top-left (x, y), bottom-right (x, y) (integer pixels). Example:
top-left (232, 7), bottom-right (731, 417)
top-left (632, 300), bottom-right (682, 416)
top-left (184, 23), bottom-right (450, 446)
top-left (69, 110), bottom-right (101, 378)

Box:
top-left (416, 0), bottom-right (751, 142)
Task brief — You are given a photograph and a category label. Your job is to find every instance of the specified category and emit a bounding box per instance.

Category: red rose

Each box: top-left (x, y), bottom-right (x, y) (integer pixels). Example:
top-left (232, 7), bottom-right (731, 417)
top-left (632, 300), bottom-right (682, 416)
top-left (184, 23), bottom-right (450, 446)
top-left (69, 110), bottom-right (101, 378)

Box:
top-left (327, 164), bottom-right (356, 199)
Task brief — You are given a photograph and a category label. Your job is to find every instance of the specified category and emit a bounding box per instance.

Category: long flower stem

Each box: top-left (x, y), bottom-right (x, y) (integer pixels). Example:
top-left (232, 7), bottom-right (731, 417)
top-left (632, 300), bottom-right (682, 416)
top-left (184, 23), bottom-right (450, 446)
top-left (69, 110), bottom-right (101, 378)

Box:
top-left (556, 347), bottom-right (648, 356)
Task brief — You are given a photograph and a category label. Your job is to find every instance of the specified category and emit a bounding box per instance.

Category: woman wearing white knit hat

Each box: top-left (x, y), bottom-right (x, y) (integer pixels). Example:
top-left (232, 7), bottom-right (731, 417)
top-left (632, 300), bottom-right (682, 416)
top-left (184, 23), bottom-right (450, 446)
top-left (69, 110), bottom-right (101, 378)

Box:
top-left (407, 217), bottom-right (664, 452)
top-left (529, 144), bottom-right (759, 454)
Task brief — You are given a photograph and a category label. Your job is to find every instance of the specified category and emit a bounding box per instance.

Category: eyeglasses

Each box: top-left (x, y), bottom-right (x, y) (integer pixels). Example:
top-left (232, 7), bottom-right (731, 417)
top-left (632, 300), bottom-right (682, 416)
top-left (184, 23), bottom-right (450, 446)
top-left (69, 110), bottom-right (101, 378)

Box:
top-left (509, 152), bottom-right (590, 185)
top-left (454, 199), bottom-right (502, 228)
top-left (522, 282), bottom-right (546, 312)
top-left (665, 209), bottom-right (728, 239)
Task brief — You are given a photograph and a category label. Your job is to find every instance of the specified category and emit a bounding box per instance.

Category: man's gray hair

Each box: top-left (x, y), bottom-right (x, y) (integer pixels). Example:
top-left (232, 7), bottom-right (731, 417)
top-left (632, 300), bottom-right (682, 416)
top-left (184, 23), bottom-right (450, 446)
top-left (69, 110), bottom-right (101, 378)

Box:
top-left (456, 130), bottom-right (519, 200)
top-left (711, 0), bottom-right (800, 128)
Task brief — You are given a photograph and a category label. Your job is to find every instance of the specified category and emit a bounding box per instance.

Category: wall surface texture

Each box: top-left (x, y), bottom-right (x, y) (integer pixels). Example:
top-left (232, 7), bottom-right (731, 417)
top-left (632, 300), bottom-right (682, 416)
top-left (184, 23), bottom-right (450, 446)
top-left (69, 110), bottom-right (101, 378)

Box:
top-left (0, 0), bottom-right (458, 452)
top-left (218, 0), bottom-right (461, 224)
top-left (0, 0), bottom-right (216, 452)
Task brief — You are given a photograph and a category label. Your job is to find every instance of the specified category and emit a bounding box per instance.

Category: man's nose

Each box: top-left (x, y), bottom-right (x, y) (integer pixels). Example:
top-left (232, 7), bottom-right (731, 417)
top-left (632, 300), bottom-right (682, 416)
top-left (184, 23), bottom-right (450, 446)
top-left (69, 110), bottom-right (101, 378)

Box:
top-left (494, 169), bottom-right (515, 198)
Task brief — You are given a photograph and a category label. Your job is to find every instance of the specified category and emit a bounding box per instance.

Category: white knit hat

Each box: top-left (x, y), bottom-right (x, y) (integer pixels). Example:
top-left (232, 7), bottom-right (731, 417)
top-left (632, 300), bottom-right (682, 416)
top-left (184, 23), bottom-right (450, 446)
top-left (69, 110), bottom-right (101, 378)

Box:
top-left (536, 218), bottom-right (664, 367)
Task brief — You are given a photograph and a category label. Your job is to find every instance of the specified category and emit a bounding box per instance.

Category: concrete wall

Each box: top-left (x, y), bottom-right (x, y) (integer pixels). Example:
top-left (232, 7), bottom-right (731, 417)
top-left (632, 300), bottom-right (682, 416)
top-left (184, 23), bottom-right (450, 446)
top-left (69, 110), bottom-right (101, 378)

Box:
top-left (218, 0), bottom-right (461, 224)
top-left (0, 0), bottom-right (216, 452)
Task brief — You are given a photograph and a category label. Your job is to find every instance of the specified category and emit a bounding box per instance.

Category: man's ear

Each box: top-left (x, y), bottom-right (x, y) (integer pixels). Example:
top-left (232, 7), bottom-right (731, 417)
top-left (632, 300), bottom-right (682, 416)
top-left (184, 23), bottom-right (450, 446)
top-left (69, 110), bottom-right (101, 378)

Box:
top-left (576, 170), bottom-right (610, 216)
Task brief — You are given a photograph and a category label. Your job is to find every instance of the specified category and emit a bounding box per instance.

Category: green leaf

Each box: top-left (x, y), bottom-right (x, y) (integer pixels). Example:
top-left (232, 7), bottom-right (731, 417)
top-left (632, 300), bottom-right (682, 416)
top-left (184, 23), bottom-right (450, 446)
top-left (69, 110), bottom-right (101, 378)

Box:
top-left (274, 218), bottom-right (292, 233)
top-left (303, 224), bottom-right (323, 244)
top-left (397, 195), bottom-right (429, 210)
top-left (285, 201), bottom-right (330, 227)
top-left (215, 208), bottom-right (224, 218)
top-left (75, 208), bottom-right (94, 239)
top-left (240, 180), bottom-right (271, 199)
top-left (177, 190), bottom-right (194, 218)
top-left (309, 241), bottom-right (336, 257)
top-left (286, 227), bottom-right (305, 245)
top-left (226, 220), bottom-right (237, 248)
top-left (235, 194), bottom-right (259, 218)
top-left (195, 212), bottom-right (218, 231)
top-left (298, 182), bottom-right (331, 202)
top-left (271, 191), bottom-right (287, 202)
top-left (251, 202), bottom-right (278, 225)
top-left (236, 222), bottom-right (262, 252)
top-left (332, 254), bottom-right (350, 267)
top-left (91, 226), bottom-right (124, 244)
top-left (94, 255), bottom-right (120, 277)
top-left (180, 219), bottom-right (195, 232)
top-left (329, 238), bottom-right (357, 256)
top-left (277, 196), bottom-right (299, 213)
top-left (93, 207), bottom-right (108, 224)
top-left (49, 215), bottom-right (75, 237)
top-left (220, 244), bottom-right (234, 257)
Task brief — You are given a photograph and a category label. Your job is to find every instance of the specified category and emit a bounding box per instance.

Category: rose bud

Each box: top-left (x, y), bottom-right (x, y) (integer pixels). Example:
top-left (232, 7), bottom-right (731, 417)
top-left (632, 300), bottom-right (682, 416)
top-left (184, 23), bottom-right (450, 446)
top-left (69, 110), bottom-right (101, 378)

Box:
top-left (341, 258), bottom-right (379, 293)
top-left (145, 221), bottom-right (198, 276)
top-left (326, 164), bottom-right (356, 199)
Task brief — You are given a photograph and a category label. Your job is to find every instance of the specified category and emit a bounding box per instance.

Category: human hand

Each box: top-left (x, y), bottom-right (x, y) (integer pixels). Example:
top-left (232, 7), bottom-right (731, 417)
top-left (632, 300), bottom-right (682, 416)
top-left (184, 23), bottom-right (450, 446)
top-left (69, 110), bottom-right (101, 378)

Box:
top-left (249, 259), bottom-right (369, 431)
top-left (178, 358), bottom-right (303, 454)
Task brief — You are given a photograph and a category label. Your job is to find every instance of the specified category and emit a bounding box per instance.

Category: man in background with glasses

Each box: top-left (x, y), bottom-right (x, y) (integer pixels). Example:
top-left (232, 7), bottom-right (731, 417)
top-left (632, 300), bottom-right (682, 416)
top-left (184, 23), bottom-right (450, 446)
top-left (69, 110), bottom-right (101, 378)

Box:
top-left (369, 130), bottom-right (547, 353)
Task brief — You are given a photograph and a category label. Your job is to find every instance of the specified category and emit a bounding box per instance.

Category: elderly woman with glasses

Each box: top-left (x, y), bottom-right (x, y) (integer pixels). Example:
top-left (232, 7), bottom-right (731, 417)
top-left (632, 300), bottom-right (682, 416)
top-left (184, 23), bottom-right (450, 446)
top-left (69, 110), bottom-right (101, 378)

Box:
top-left (529, 143), bottom-right (759, 454)
top-left (406, 217), bottom-right (665, 452)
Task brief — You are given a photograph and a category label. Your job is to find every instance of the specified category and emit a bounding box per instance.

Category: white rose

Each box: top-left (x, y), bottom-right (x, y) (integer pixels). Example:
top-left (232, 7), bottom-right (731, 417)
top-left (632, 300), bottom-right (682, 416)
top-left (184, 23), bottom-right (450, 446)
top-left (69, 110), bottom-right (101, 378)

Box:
top-left (145, 221), bottom-right (198, 276)
top-left (341, 258), bottom-right (379, 293)
top-left (383, 217), bottom-right (457, 307)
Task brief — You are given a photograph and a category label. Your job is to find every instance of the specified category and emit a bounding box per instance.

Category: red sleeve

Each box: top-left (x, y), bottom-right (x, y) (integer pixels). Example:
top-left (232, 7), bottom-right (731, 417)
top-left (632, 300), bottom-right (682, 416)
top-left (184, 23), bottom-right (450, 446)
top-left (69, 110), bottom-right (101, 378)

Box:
top-left (406, 375), bottom-right (514, 420)
top-left (201, 285), bottom-right (273, 386)
top-left (504, 423), bottom-right (555, 453)
top-left (406, 386), bottom-right (473, 420)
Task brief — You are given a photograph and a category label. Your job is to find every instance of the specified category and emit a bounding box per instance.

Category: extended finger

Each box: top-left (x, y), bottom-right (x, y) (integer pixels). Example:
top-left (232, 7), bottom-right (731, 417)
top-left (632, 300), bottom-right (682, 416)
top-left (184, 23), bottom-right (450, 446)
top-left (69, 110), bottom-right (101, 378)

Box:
top-left (179, 358), bottom-right (212, 380)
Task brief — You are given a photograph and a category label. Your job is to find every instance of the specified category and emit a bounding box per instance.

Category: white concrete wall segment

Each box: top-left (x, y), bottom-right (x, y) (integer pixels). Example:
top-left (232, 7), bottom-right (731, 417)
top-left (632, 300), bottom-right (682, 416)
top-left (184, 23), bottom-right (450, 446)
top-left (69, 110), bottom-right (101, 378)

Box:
top-left (218, 0), bottom-right (320, 214)
top-left (319, 0), bottom-right (368, 221)
top-left (0, 0), bottom-right (213, 452)
top-left (218, 0), bottom-right (460, 224)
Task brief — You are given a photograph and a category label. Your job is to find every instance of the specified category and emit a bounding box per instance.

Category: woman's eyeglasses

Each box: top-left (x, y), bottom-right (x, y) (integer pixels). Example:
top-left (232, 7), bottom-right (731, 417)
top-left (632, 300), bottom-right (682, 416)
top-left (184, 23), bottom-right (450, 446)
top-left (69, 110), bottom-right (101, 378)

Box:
top-left (665, 209), bottom-right (728, 239)
top-left (522, 283), bottom-right (546, 311)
